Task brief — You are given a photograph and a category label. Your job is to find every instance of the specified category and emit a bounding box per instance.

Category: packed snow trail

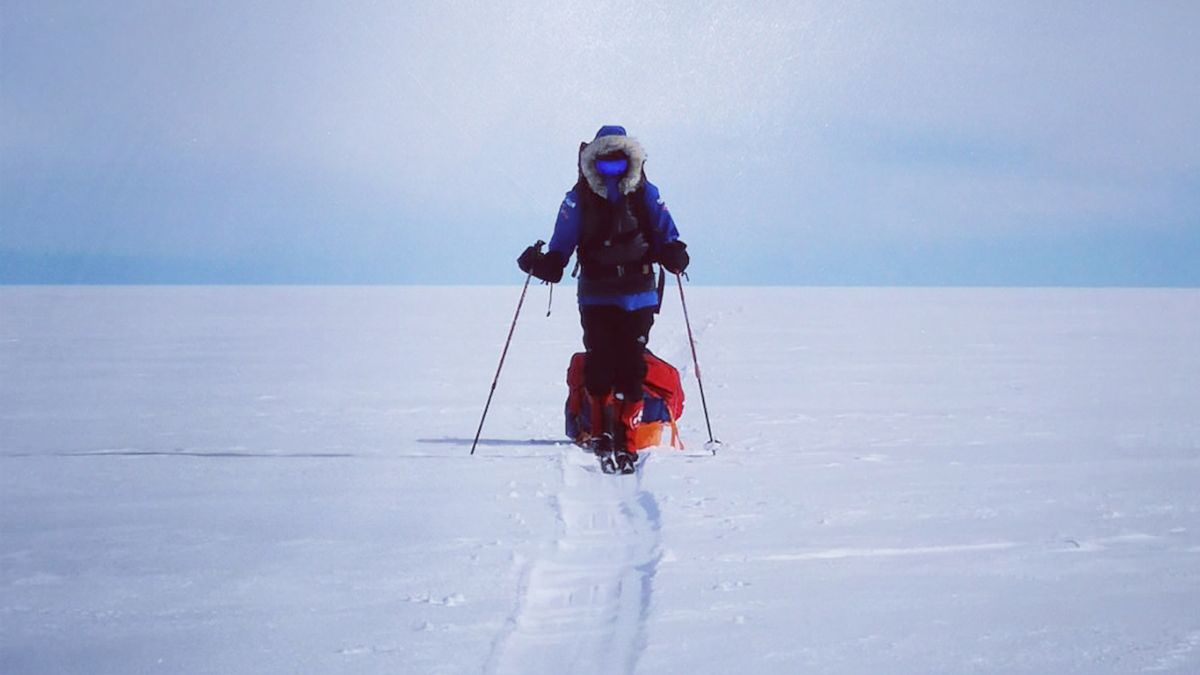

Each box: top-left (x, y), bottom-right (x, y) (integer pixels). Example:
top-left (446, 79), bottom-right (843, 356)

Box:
top-left (487, 448), bottom-right (662, 675)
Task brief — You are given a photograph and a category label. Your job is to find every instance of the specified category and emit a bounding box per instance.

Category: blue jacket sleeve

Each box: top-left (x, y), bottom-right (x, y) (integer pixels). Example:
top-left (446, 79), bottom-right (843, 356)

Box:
top-left (547, 190), bottom-right (581, 261)
top-left (642, 182), bottom-right (681, 252)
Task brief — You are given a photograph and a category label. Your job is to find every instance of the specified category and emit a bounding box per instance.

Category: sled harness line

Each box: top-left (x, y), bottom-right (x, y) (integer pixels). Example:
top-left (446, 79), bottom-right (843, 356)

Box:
top-left (666, 405), bottom-right (683, 450)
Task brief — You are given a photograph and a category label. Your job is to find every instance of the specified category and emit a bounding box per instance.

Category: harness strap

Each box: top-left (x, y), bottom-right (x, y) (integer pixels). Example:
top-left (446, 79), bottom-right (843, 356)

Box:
top-left (654, 266), bottom-right (666, 314)
top-left (666, 405), bottom-right (683, 450)
top-left (583, 262), bottom-right (652, 279)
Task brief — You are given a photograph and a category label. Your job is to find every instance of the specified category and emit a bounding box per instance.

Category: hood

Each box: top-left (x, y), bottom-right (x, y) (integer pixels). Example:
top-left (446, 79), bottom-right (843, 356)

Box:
top-left (578, 129), bottom-right (646, 199)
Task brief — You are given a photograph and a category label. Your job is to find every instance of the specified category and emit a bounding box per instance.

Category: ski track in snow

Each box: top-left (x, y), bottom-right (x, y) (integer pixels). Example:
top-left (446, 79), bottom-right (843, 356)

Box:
top-left (487, 449), bottom-right (662, 675)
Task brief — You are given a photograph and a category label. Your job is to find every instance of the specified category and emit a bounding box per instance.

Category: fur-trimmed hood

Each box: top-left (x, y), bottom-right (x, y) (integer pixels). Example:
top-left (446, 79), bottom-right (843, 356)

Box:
top-left (579, 132), bottom-right (647, 199)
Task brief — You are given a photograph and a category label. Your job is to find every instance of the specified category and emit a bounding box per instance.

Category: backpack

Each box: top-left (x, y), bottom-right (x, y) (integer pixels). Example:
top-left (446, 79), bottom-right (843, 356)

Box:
top-left (564, 350), bottom-right (685, 450)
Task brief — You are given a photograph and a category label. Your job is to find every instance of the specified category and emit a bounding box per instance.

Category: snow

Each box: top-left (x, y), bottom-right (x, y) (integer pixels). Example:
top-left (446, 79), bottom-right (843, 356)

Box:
top-left (2, 285), bottom-right (1198, 674)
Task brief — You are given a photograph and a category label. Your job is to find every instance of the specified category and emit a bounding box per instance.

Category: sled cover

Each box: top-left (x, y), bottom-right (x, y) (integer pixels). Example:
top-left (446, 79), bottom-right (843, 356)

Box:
top-left (565, 350), bottom-right (685, 450)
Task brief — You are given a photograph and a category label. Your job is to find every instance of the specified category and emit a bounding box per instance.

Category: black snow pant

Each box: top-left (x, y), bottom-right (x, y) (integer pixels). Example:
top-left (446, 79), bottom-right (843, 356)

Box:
top-left (580, 305), bottom-right (656, 401)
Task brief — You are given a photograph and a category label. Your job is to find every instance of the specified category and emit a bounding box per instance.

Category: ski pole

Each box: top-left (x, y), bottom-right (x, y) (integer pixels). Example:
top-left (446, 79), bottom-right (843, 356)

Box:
top-left (676, 273), bottom-right (719, 454)
top-left (470, 240), bottom-right (543, 456)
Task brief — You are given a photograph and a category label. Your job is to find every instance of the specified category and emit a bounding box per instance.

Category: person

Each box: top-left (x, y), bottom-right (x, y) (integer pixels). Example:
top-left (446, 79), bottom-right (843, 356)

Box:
top-left (518, 125), bottom-right (689, 472)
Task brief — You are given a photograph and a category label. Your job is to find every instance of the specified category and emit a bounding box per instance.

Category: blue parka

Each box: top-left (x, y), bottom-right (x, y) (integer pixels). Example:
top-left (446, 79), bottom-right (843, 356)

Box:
top-left (548, 128), bottom-right (682, 311)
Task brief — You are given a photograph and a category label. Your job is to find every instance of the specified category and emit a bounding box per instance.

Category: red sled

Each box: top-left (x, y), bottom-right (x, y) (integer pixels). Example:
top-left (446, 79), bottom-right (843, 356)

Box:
top-left (564, 350), bottom-right (685, 451)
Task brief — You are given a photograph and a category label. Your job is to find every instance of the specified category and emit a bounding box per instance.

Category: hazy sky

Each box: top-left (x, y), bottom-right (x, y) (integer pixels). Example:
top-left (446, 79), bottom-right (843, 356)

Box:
top-left (3, 1), bottom-right (1198, 285)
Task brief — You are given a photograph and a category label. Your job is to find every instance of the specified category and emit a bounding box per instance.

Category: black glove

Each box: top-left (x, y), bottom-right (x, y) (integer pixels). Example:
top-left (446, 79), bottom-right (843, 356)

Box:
top-left (517, 245), bottom-right (541, 273)
top-left (658, 240), bottom-right (689, 274)
top-left (517, 246), bottom-right (566, 283)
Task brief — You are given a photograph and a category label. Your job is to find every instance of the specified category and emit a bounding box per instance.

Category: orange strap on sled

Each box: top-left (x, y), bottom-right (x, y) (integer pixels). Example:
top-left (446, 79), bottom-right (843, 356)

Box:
top-left (667, 406), bottom-right (683, 450)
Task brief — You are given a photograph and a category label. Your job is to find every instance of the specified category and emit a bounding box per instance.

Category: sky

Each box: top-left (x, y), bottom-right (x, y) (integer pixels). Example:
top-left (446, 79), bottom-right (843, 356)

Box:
top-left (2, 0), bottom-right (1198, 286)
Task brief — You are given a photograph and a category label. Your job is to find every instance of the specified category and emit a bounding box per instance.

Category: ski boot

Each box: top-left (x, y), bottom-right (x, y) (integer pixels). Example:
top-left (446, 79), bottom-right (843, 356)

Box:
top-left (592, 433), bottom-right (618, 474)
top-left (613, 447), bottom-right (637, 474)
top-left (588, 394), bottom-right (619, 474)
top-left (613, 393), bottom-right (644, 475)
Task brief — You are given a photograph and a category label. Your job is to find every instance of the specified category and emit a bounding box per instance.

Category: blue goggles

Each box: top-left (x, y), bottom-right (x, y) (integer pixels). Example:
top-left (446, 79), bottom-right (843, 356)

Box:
top-left (595, 157), bottom-right (629, 177)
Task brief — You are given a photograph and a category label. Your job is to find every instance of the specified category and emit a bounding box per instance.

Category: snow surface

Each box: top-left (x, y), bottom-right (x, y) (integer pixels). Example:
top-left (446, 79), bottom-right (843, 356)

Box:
top-left (2, 286), bottom-right (1199, 674)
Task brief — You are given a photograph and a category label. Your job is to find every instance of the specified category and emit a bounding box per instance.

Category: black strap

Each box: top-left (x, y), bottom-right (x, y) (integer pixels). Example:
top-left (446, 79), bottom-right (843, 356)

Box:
top-left (582, 262), bottom-right (652, 279)
top-left (654, 265), bottom-right (666, 314)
